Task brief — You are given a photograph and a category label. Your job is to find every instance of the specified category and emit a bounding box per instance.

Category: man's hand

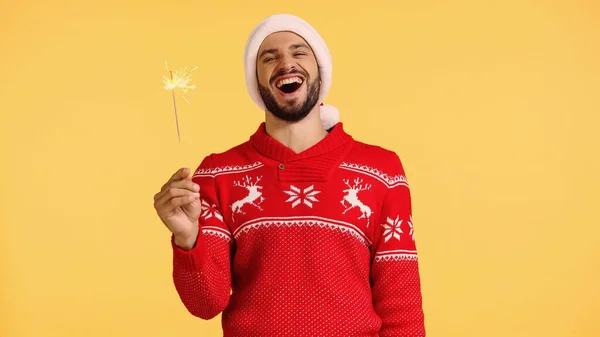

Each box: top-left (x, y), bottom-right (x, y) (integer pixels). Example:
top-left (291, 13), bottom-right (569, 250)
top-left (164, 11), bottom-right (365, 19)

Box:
top-left (154, 168), bottom-right (201, 250)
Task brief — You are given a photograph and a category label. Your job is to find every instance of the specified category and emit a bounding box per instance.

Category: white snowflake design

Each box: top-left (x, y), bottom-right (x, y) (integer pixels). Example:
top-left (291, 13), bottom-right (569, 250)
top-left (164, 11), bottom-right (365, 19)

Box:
top-left (382, 215), bottom-right (403, 242)
top-left (200, 199), bottom-right (223, 222)
top-left (284, 185), bottom-right (321, 208)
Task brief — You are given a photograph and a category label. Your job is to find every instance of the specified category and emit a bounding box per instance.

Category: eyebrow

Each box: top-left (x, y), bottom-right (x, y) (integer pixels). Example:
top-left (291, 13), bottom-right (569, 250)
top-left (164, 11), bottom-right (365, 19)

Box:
top-left (290, 43), bottom-right (310, 50)
top-left (259, 43), bottom-right (311, 58)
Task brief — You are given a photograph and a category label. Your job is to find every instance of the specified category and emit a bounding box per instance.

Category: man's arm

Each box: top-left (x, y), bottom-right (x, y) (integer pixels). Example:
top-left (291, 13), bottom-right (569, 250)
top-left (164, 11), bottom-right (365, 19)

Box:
top-left (172, 154), bottom-right (233, 320)
top-left (371, 153), bottom-right (425, 336)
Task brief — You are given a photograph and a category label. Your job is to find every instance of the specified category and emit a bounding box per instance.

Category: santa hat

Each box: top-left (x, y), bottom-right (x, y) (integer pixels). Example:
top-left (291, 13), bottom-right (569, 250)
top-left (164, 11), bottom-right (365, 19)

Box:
top-left (243, 13), bottom-right (339, 130)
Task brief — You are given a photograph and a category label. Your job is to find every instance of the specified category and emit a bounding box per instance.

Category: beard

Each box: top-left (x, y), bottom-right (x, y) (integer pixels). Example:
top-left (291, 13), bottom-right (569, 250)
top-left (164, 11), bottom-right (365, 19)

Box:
top-left (258, 70), bottom-right (321, 123)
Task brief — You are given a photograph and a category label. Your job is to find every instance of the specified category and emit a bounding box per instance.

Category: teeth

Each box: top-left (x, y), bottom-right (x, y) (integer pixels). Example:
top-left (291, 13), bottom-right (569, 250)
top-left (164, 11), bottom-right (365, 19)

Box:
top-left (276, 77), bottom-right (303, 88)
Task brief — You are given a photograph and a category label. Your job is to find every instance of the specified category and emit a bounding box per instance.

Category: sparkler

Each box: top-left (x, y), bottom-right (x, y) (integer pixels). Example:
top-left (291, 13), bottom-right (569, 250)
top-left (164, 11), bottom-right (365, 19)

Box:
top-left (162, 61), bottom-right (198, 165)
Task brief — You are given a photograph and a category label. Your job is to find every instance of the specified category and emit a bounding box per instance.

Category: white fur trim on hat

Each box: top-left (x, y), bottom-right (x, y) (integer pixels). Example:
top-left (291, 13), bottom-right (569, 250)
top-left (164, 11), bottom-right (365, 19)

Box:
top-left (244, 13), bottom-right (339, 127)
top-left (320, 104), bottom-right (339, 130)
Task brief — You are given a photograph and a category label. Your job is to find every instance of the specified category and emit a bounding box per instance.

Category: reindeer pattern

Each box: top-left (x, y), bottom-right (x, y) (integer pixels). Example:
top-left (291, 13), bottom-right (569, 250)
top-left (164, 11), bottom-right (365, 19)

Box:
top-left (224, 169), bottom-right (381, 230)
top-left (230, 175), bottom-right (265, 222)
top-left (341, 177), bottom-right (373, 227)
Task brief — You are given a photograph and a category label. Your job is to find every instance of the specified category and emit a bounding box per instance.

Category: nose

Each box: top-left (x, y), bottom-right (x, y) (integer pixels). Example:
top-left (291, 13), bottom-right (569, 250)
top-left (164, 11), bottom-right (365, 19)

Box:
top-left (279, 53), bottom-right (296, 71)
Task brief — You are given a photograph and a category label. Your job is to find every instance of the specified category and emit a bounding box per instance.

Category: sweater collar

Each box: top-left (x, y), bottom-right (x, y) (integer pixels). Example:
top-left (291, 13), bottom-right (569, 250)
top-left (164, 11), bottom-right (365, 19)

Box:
top-left (249, 122), bottom-right (353, 163)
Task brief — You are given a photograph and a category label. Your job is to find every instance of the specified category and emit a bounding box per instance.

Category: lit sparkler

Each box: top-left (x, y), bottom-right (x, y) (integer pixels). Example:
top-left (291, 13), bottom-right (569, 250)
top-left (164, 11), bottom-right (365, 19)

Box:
top-left (162, 61), bottom-right (198, 144)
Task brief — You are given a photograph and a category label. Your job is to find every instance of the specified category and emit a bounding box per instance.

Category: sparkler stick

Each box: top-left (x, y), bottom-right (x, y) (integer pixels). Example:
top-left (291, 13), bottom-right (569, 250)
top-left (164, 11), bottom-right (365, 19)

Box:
top-left (162, 61), bottom-right (198, 166)
top-left (170, 71), bottom-right (181, 144)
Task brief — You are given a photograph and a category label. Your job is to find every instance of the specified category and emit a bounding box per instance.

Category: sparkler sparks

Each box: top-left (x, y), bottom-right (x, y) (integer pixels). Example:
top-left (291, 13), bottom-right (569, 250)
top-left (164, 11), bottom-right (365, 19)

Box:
top-left (162, 61), bottom-right (198, 145)
top-left (163, 61), bottom-right (198, 104)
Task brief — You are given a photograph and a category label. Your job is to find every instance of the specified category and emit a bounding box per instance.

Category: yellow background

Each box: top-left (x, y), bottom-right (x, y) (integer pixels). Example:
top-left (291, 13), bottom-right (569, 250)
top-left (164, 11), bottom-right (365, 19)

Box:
top-left (1, 0), bottom-right (599, 336)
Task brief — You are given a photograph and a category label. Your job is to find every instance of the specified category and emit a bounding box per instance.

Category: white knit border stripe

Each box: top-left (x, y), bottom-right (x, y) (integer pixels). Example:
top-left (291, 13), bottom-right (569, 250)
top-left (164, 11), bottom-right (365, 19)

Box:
top-left (193, 161), bottom-right (264, 178)
top-left (374, 249), bottom-right (418, 262)
top-left (202, 226), bottom-right (233, 243)
top-left (233, 216), bottom-right (371, 246)
top-left (339, 162), bottom-right (408, 189)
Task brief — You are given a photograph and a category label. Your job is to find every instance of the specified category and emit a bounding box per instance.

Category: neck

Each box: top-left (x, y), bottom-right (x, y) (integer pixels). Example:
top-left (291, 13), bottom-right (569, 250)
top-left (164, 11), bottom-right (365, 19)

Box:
top-left (264, 108), bottom-right (328, 154)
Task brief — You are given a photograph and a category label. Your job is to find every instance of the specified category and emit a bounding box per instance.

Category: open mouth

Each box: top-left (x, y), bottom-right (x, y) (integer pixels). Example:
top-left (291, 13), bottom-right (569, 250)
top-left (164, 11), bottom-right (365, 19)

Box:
top-left (276, 76), bottom-right (303, 94)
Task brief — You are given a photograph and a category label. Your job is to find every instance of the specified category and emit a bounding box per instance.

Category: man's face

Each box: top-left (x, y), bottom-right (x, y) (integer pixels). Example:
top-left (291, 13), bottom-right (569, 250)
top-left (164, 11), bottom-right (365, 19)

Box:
top-left (256, 31), bottom-right (321, 123)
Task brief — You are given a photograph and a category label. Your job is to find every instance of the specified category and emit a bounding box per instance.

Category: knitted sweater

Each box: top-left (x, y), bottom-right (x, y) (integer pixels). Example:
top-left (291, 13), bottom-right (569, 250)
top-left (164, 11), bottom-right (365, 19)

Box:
top-left (171, 123), bottom-right (425, 337)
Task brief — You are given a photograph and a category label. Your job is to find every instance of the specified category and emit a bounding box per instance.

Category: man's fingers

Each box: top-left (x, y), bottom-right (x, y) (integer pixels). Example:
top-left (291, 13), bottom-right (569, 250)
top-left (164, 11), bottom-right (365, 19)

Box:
top-left (160, 168), bottom-right (191, 192)
top-left (155, 179), bottom-right (199, 201)
top-left (156, 168), bottom-right (196, 200)
top-left (176, 167), bottom-right (191, 179)
top-left (170, 178), bottom-right (200, 192)
top-left (155, 185), bottom-right (199, 205)
top-left (157, 194), bottom-right (198, 214)
top-left (154, 186), bottom-right (200, 209)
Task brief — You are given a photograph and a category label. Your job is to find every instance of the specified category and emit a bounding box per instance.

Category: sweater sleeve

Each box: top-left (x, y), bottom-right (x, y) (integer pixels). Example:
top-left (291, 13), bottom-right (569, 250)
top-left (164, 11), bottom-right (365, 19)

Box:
top-left (171, 154), bottom-right (234, 320)
top-left (370, 153), bottom-right (426, 336)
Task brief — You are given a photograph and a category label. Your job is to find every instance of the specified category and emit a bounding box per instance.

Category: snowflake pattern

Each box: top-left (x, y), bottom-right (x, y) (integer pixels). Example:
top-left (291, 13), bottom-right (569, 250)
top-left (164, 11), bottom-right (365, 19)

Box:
top-left (382, 215), bottom-right (403, 242)
top-left (284, 185), bottom-right (321, 208)
top-left (408, 215), bottom-right (415, 241)
top-left (200, 199), bottom-right (223, 222)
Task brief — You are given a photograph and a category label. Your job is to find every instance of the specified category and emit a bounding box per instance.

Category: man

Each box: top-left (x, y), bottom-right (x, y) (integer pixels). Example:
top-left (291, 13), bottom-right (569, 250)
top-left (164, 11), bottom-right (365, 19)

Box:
top-left (153, 13), bottom-right (426, 336)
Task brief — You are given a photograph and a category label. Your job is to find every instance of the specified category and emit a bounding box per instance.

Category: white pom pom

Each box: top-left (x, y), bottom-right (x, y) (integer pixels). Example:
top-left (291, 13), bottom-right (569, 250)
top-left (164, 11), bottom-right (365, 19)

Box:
top-left (319, 104), bottom-right (339, 130)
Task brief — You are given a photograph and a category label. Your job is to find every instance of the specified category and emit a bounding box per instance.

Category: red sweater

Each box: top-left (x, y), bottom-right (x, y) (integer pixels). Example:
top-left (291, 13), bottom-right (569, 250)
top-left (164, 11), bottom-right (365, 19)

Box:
top-left (171, 123), bottom-right (426, 336)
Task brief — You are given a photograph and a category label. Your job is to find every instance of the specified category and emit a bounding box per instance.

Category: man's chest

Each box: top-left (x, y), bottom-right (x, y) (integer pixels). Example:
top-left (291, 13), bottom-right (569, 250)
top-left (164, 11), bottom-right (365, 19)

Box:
top-left (214, 167), bottom-right (388, 241)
